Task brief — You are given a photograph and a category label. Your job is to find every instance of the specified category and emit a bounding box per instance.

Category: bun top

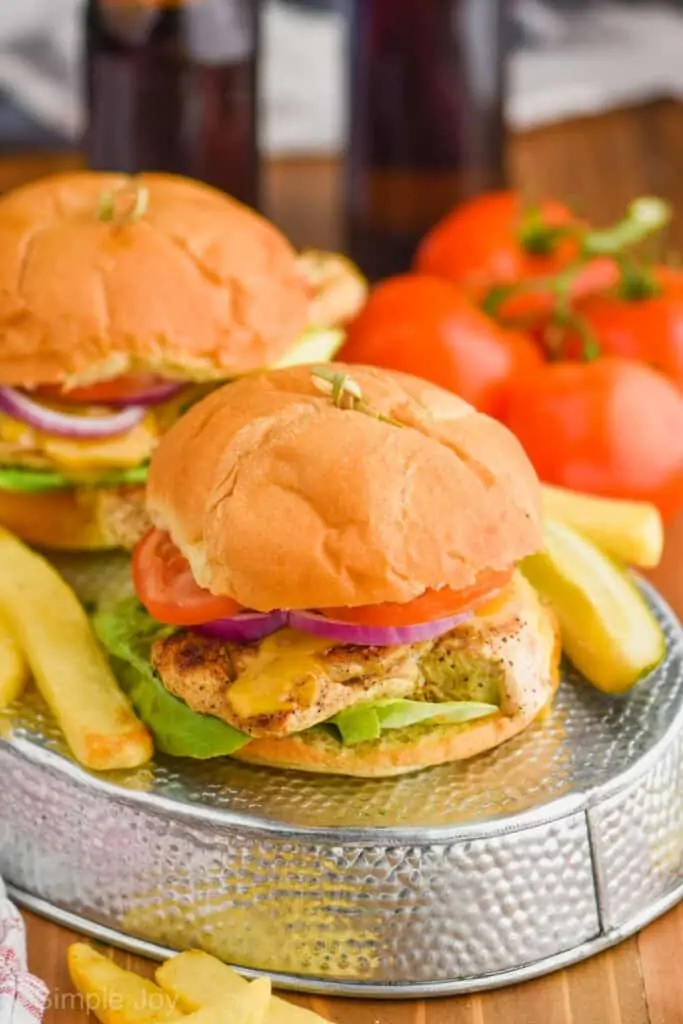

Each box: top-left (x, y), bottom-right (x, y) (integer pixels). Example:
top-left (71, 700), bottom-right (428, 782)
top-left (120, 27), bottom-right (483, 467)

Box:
top-left (0, 172), bottom-right (308, 387)
top-left (147, 364), bottom-right (542, 611)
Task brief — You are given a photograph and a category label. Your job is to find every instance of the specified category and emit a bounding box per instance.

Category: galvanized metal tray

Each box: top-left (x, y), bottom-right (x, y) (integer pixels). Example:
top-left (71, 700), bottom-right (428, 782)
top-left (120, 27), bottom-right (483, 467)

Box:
top-left (1, 555), bottom-right (682, 998)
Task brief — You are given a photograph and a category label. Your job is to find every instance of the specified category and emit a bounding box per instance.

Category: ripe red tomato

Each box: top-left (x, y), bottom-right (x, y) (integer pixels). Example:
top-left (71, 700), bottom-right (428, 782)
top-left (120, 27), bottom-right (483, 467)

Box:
top-left (36, 374), bottom-right (170, 405)
top-left (505, 357), bottom-right (683, 519)
top-left (564, 267), bottom-right (683, 387)
top-left (415, 191), bottom-right (575, 293)
top-left (414, 191), bottom-right (618, 325)
top-left (339, 274), bottom-right (544, 418)
top-left (133, 529), bottom-right (242, 626)
top-left (323, 570), bottom-right (512, 627)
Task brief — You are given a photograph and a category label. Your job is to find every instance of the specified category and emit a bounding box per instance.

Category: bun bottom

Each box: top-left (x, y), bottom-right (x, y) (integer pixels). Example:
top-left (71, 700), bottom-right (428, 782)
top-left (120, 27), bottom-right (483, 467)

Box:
top-left (235, 602), bottom-right (561, 778)
top-left (0, 484), bottom-right (150, 551)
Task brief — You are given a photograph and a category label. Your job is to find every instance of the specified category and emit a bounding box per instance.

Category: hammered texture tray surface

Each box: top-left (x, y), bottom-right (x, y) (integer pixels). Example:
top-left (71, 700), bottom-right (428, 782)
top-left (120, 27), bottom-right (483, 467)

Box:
top-left (1, 558), bottom-right (683, 994)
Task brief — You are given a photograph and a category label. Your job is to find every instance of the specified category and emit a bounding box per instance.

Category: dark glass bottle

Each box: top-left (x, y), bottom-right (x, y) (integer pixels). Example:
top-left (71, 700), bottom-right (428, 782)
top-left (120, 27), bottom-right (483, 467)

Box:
top-left (84, 0), bottom-right (260, 207)
top-left (346, 0), bottom-right (509, 279)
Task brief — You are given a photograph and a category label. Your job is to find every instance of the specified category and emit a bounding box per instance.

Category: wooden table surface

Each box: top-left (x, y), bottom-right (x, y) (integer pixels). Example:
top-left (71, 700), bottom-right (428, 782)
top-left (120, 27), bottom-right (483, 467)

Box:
top-left (10, 99), bottom-right (683, 1023)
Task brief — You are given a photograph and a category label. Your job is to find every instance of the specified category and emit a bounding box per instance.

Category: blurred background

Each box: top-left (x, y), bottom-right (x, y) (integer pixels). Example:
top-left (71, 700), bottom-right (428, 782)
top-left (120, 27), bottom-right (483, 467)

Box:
top-left (1, 0), bottom-right (683, 261)
top-left (5, 1), bottom-right (683, 148)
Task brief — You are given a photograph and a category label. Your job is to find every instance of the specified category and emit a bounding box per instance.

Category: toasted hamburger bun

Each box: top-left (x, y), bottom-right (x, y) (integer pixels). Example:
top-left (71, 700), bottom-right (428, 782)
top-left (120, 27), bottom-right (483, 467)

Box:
top-left (147, 364), bottom-right (542, 610)
top-left (0, 172), bottom-right (309, 388)
top-left (234, 587), bottom-right (560, 778)
top-left (0, 484), bottom-right (148, 551)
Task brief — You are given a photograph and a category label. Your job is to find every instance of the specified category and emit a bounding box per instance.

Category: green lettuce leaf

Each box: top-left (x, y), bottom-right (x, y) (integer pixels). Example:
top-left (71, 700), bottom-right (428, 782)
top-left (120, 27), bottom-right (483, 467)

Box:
top-left (270, 328), bottom-right (345, 369)
top-left (0, 463), bottom-right (149, 493)
top-left (330, 705), bottom-right (382, 745)
top-left (331, 698), bottom-right (498, 747)
top-left (93, 597), bottom-right (250, 759)
top-left (0, 466), bottom-right (76, 492)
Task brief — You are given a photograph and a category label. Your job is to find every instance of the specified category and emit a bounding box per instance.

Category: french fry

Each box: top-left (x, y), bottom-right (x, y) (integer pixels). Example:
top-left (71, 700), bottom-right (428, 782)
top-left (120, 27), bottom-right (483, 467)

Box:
top-left (0, 528), bottom-right (152, 770)
top-left (541, 484), bottom-right (664, 569)
top-left (67, 944), bottom-right (183, 1024)
top-left (156, 950), bottom-right (242, 1007)
top-left (157, 951), bottom-right (330, 1024)
top-left (177, 979), bottom-right (271, 1024)
top-left (0, 610), bottom-right (29, 711)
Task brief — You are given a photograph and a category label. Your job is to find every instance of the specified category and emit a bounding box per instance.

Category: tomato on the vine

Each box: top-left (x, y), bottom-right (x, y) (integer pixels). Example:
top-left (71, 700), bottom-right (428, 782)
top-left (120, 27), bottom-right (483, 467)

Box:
top-left (563, 266), bottom-right (683, 388)
top-left (339, 273), bottom-right (544, 418)
top-left (505, 357), bottom-right (683, 519)
top-left (35, 374), bottom-right (172, 405)
top-left (414, 191), bottom-right (617, 324)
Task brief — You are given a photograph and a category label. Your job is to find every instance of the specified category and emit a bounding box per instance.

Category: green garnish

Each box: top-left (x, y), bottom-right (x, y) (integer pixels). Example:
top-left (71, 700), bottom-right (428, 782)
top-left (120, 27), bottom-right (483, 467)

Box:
top-left (311, 367), bottom-right (403, 428)
top-left (98, 179), bottom-right (150, 226)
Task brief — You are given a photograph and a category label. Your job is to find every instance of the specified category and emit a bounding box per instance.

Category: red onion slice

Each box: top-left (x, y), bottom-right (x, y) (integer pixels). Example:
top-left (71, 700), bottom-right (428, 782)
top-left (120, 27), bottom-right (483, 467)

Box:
top-left (0, 387), bottom-right (146, 439)
top-left (194, 610), bottom-right (287, 644)
top-left (191, 608), bottom-right (473, 647)
top-left (286, 609), bottom-right (473, 646)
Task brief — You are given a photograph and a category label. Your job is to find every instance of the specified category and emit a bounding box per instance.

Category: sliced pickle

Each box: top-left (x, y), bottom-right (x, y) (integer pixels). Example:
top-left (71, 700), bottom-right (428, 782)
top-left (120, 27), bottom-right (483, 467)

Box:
top-left (523, 518), bottom-right (666, 694)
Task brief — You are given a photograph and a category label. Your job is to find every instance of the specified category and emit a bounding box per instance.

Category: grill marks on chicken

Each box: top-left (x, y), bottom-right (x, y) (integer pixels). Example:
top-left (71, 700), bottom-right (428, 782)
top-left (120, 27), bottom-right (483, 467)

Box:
top-left (152, 630), bottom-right (422, 737)
top-left (151, 576), bottom-right (549, 739)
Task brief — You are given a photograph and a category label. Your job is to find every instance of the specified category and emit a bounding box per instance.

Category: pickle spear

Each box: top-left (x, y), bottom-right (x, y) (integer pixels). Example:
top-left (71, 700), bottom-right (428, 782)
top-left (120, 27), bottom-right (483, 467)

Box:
top-left (522, 518), bottom-right (665, 694)
top-left (541, 484), bottom-right (663, 569)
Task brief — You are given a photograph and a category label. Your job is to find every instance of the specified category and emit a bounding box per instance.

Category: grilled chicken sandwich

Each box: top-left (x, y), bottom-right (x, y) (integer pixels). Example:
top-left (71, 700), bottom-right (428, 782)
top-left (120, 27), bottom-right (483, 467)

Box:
top-left (95, 364), bottom-right (560, 776)
top-left (0, 172), bottom-right (363, 551)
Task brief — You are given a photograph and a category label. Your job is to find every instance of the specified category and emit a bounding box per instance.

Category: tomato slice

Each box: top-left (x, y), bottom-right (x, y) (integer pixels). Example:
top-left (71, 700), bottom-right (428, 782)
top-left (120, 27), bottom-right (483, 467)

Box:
top-left (134, 529), bottom-right (512, 631)
top-left (321, 570), bottom-right (512, 627)
top-left (133, 528), bottom-right (243, 626)
top-left (35, 374), bottom-right (170, 405)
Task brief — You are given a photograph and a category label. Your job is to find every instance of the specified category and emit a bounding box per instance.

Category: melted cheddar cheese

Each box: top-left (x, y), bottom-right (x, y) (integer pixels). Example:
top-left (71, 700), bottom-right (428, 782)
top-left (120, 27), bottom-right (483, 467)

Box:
top-left (226, 629), bottom-right (333, 717)
top-left (0, 408), bottom-right (162, 473)
top-left (226, 585), bottom-right (522, 719)
top-left (0, 387), bottom-right (206, 477)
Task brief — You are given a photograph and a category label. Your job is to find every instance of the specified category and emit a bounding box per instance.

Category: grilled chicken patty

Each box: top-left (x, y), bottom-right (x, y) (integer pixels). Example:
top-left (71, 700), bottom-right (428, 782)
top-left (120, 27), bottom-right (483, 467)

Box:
top-left (152, 574), bottom-right (551, 738)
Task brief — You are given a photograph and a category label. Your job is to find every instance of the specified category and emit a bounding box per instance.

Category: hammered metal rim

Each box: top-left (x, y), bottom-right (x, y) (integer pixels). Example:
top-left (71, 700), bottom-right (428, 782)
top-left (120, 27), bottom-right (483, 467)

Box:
top-left (7, 714), bottom-right (681, 840)
top-left (12, 883), bottom-right (683, 999)
top-left (6, 735), bottom-right (589, 842)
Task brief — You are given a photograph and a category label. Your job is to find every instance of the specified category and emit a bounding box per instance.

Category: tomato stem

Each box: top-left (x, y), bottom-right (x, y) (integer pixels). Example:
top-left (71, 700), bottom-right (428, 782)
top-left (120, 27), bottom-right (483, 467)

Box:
top-left (485, 196), bottom-right (671, 324)
top-left (581, 197), bottom-right (671, 257)
top-left (615, 255), bottom-right (662, 302)
top-left (518, 206), bottom-right (577, 256)
top-left (549, 265), bottom-right (601, 361)
top-left (481, 282), bottom-right (519, 317)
